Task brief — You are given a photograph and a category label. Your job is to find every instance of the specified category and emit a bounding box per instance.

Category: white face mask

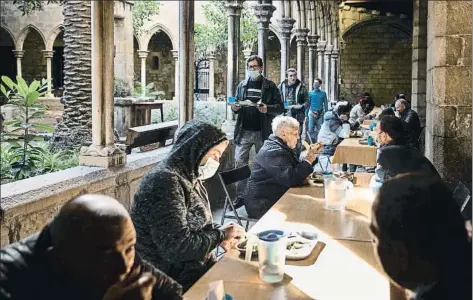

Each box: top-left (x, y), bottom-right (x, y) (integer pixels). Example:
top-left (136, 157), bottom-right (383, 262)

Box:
top-left (248, 70), bottom-right (261, 80)
top-left (198, 157), bottom-right (220, 180)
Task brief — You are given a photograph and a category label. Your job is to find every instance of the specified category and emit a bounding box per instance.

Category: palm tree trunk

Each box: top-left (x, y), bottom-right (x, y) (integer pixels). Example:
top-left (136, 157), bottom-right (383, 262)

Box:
top-left (52, 0), bottom-right (92, 150)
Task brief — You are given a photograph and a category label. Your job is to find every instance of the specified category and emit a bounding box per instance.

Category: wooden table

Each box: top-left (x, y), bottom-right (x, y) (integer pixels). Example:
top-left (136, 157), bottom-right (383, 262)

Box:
top-left (184, 185), bottom-right (407, 300)
top-left (331, 138), bottom-right (377, 166)
top-left (133, 100), bottom-right (165, 126)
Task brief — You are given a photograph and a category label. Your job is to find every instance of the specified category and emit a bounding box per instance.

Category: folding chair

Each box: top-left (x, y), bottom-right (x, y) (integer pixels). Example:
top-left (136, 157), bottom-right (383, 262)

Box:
top-left (218, 165), bottom-right (258, 231)
top-left (453, 181), bottom-right (472, 221)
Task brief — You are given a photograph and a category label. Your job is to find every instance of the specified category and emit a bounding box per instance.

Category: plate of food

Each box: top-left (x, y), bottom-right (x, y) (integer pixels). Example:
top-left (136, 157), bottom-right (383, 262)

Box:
top-left (333, 171), bottom-right (355, 183)
top-left (236, 100), bottom-right (258, 107)
top-left (349, 131), bottom-right (363, 138)
top-left (309, 172), bottom-right (324, 184)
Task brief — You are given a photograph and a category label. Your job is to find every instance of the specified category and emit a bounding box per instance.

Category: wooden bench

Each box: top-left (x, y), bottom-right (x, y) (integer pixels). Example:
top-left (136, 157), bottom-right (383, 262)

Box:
top-left (125, 121), bottom-right (178, 154)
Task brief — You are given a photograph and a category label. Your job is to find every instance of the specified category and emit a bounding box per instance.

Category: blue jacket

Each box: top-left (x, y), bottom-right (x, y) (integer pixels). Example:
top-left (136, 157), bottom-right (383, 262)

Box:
top-left (308, 89), bottom-right (328, 113)
top-left (244, 135), bottom-right (314, 218)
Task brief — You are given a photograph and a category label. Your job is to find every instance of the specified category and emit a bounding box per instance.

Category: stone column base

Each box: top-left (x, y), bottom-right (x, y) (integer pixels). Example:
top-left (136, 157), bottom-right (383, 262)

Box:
top-left (79, 145), bottom-right (127, 168)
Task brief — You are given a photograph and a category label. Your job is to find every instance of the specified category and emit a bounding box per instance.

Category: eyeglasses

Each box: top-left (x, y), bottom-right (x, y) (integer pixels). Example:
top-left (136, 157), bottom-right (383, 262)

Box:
top-left (247, 65), bottom-right (260, 71)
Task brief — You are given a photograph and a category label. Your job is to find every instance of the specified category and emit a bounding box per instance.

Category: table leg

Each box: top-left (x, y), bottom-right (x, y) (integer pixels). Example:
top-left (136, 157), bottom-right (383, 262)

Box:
top-left (160, 105), bottom-right (164, 122)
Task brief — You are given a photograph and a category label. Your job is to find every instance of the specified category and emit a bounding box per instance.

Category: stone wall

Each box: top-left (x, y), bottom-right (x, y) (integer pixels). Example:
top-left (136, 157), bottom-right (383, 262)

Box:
top-left (1, 143), bottom-right (236, 247)
top-left (22, 30), bottom-right (47, 84)
top-left (425, 1), bottom-right (472, 188)
top-left (114, 1), bottom-right (134, 92)
top-left (340, 22), bottom-right (412, 105)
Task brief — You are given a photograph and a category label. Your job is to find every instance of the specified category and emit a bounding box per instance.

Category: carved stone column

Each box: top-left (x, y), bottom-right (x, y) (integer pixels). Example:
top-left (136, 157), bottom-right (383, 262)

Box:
top-left (294, 28), bottom-right (309, 83)
top-left (316, 41), bottom-right (326, 82)
top-left (80, 0), bottom-right (126, 168)
top-left (222, 0), bottom-right (243, 137)
top-left (137, 50), bottom-right (149, 98)
top-left (208, 54), bottom-right (216, 101)
top-left (42, 50), bottom-right (54, 97)
top-left (324, 44), bottom-right (333, 100)
top-left (13, 50), bottom-right (24, 78)
top-left (330, 49), bottom-right (339, 103)
top-left (307, 35), bottom-right (319, 91)
top-left (254, 2), bottom-right (276, 76)
top-left (178, 0), bottom-right (195, 126)
top-left (171, 50), bottom-right (178, 101)
top-left (279, 18), bottom-right (295, 82)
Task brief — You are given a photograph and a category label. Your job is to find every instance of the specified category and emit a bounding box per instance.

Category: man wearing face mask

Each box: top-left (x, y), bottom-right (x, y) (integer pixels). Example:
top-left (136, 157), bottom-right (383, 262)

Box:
top-left (131, 120), bottom-right (245, 291)
top-left (244, 116), bottom-right (321, 219)
top-left (230, 55), bottom-right (284, 208)
top-left (369, 116), bottom-right (439, 192)
top-left (307, 78), bottom-right (329, 142)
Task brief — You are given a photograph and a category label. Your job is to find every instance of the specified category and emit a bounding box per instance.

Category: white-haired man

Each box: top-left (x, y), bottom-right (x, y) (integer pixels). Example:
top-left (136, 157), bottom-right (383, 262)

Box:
top-left (243, 116), bottom-right (321, 219)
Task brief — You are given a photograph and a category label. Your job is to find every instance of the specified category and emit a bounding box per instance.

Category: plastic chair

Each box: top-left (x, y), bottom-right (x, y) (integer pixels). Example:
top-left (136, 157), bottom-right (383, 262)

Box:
top-left (218, 165), bottom-right (258, 231)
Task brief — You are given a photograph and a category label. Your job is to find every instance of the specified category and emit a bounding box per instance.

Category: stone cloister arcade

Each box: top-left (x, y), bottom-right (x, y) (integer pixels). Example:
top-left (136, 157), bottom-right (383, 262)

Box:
top-left (0, 0), bottom-right (471, 188)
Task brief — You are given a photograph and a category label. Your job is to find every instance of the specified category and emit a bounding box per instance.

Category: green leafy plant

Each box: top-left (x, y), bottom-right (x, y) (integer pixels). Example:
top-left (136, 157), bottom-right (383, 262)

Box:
top-left (30, 141), bottom-right (79, 174)
top-left (0, 76), bottom-right (53, 180)
top-left (133, 82), bottom-right (165, 100)
top-left (133, 1), bottom-right (161, 35)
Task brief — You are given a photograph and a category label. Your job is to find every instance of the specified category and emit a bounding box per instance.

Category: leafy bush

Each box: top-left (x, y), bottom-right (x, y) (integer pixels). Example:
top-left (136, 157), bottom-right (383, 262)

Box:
top-left (151, 101), bottom-right (227, 128)
top-left (133, 82), bottom-right (165, 100)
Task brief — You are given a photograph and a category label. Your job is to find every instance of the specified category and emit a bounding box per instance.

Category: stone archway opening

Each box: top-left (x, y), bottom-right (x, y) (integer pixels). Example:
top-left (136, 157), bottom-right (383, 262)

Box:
top-left (340, 21), bottom-right (412, 106)
top-left (144, 31), bottom-right (174, 100)
top-left (52, 30), bottom-right (65, 96)
top-left (0, 28), bottom-right (16, 82)
top-left (22, 28), bottom-right (46, 84)
top-left (266, 29), bottom-right (281, 83)
top-left (133, 35), bottom-right (140, 93)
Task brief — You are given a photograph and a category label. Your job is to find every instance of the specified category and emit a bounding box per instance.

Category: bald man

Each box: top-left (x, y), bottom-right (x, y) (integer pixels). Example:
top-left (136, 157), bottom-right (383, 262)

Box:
top-left (395, 99), bottom-right (421, 149)
top-left (0, 194), bottom-right (183, 300)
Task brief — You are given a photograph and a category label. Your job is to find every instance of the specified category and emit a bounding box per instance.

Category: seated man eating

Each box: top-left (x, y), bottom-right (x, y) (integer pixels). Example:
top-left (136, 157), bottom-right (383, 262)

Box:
top-left (244, 116), bottom-right (321, 219)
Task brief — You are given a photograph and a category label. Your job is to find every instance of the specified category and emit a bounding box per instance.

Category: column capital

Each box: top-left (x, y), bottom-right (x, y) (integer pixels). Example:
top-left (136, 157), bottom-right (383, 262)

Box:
top-left (293, 28), bottom-right (310, 45)
top-left (13, 50), bottom-right (25, 58)
top-left (317, 41), bottom-right (327, 52)
top-left (279, 18), bottom-right (296, 37)
top-left (137, 50), bottom-right (150, 59)
top-left (171, 50), bottom-right (178, 59)
top-left (42, 50), bottom-right (54, 59)
top-left (324, 44), bottom-right (334, 55)
top-left (331, 49), bottom-right (339, 58)
top-left (253, 3), bottom-right (276, 27)
top-left (307, 34), bottom-right (320, 48)
top-left (226, 0), bottom-right (243, 16)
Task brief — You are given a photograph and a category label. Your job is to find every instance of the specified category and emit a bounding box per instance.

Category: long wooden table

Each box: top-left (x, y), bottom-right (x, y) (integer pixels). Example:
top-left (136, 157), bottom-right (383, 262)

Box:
top-left (184, 184), bottom-right (407, 300)
top-left (331, 138), bottom-right (377, 166)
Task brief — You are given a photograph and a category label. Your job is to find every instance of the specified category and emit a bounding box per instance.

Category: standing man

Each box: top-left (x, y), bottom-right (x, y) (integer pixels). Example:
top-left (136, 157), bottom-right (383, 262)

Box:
top-left (278, 68), bottom-right (309, 155)
top-left (231, 55), bottom-right (284, 207)
top-left (307, 78), bottom-right (329, 142)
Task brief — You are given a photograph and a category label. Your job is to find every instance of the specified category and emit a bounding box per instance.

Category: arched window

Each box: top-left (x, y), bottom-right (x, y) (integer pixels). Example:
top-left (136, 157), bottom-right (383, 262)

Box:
top-left (152, 56), bottom-right (159, 70)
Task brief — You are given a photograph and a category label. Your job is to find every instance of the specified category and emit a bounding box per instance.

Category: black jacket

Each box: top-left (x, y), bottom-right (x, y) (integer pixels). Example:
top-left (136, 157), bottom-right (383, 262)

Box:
top-left (400, 108), bottom-right (421, 142)
top-left (244, 135), bottom-right (314, 219)
top-left (278, 79), bottom-right (309, 124)
top-left (131, 120), bottom-right (227, 290)
top-left (0, 225), bottom-right (183, 300)
top-left (233, 77), bottom-right (284, 144)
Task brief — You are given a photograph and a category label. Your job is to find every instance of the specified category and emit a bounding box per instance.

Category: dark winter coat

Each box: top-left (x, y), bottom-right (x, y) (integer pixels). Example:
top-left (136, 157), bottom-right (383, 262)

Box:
top-left (400, 108), bottom-right (422, 145)
top-left (130, 120), bottom-right (227, 290)
top-left (278, 79), bottom-right (309, 124)
top-left (233, 77), bottom-right (284, 144)
top-left (244, 135), bottom-right (314, 219)
top-left (0, 224), bottom-right (183, 300)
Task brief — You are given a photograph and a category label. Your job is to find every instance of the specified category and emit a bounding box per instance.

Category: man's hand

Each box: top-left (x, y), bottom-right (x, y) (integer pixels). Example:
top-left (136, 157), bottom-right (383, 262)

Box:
top-left (231, 104), bottom-right (241, 112)
top-left (257, 104), bottom-right (267, 114)
top-left (102, 266), bottom-right (156, 300)
top-left (305, 143), bottom-right (322, 164)
top-left (220, 223), bottom-right (246, 251)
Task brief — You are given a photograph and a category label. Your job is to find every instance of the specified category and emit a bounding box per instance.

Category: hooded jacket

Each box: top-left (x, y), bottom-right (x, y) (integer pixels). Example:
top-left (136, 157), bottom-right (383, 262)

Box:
top-left (233, 77), bottom-right (284, 144)
top-left (244, 135), bottom-right (314, 219)
top-left (130, 120), bottom-right (228, 290)
top-left (317, 111), bottom-right (344, 156)
top-left (0, 224), bottom-right (183, 300)
top-left (278, 79), bottom-right (309, 123)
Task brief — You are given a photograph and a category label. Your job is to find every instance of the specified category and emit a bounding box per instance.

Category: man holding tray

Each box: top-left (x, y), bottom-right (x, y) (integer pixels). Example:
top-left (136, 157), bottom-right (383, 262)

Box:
top-left (230, 55), bottom-right (284, 208)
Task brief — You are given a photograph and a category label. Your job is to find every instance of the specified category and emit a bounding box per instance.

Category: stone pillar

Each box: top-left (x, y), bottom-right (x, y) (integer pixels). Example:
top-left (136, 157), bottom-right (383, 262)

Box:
top-left (294, 28), bottom-right (309, 84)
top-left (425, 1), bottom-right (472, 187)
top-left (80, 0), bottom-right (126, 168)
top-left (42, 50), bottom-right (54, 97)
top-left (307, 35), bottom-right (319, 91)
top-left (316, 41), bottom-right (326, 82)
top-left (330, 49), bottom-right (339, 102)
top-left (178, 1), bottom-right (195, 126)
top-left (222, 1), bottom-right (243, 137)
top-left (254, 2), bottom-right (276, 76)
top-left (13, 50), bottom-right (24, 78)
top-left (113, 0), bottom-right (134, 92)
top-left (137, 50), bottom-right (149, 98)
top-left (208, 54), bottom-right (216, 101)
top-left (324, 44), bottom-right (333, 101)
top-left (243, 48), bottom-right (252, 79)
top-left (279, 18), bottom-right (296, 82)
top-left (411, 0), bottom-right (428, 126)
top-left (171, 50), bottom-right (179, 101)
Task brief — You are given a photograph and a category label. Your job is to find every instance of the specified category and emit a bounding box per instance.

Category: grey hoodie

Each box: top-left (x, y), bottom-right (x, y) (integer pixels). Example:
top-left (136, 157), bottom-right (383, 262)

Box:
top-left (130, 120), bottom-right (227, 290)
